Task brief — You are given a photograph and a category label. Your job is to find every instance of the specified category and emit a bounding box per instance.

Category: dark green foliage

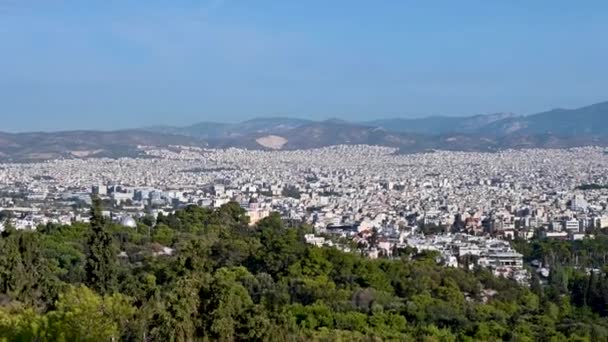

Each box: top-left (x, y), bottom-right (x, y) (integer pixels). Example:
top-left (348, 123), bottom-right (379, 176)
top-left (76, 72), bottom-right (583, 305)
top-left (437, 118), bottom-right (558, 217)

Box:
top-left (516, 234), bottom-right (608, 319)
top-left (576, 183), bottom-right (608, 190)
top-left (0, 230), bottom-right (59, 309)
top-left (84, 196), bottom-right (118, 294)
top-left (2, 201), bottom-right (608, 340)
top-left (281, 185), bottom-right (301, 199)
top-left (519, 235), bottom-right (608, 268)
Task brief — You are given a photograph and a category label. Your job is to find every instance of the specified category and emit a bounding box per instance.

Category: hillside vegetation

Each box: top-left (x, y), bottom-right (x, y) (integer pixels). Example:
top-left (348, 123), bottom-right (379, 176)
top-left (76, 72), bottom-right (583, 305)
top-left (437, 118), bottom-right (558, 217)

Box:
top-left (1, 200), bottom-right (608, 340)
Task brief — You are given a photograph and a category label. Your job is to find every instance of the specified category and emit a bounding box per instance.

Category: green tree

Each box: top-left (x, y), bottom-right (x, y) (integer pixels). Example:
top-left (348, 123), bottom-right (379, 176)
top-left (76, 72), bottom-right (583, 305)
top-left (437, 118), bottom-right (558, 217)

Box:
top-left (0, 230), bottom-right (58, 308)
top-left (152, 223), bottom-right (176, 246)
top-left (201, 267), bottom-right (255, 340)
top-left (0, 304), bottom-right (44, 341)
top-left (46, 285), bottom-right (135, 341)
top-left (84, 196), bottom-right (117, 294)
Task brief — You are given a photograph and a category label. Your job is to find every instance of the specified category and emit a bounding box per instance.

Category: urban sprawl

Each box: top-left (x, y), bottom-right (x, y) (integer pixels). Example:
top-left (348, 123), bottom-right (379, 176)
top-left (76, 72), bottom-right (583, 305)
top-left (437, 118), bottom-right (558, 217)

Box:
top-left (2, 145), bottom-right (608, 285)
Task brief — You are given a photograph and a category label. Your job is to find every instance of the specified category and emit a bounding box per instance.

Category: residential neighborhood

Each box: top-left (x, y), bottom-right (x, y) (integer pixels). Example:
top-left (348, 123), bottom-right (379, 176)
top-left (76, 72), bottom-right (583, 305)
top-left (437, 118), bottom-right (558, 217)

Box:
top-left (2, 145), bottom-right (608, 283)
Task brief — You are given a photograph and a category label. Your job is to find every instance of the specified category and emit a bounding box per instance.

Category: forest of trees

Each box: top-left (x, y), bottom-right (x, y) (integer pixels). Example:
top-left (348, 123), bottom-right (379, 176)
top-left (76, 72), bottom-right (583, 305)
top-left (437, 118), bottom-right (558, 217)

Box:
top-left (513, 235), bottom-right (608, 320)
top-left (1, 199), bottom-right (608, 341)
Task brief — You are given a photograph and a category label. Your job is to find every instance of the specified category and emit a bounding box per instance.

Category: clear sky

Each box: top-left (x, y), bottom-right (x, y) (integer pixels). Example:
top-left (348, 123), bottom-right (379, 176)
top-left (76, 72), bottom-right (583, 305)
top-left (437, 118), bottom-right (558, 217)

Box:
top-left (1, 0), bottom-right (607, 132)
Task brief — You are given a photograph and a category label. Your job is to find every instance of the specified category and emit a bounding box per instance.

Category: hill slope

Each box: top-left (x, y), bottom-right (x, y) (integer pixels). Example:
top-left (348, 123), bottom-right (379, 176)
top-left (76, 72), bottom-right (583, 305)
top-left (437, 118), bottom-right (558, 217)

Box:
top-left (0, 130), bottom-right (205, 161)
top-left (3, 101), bottom-right (608, 160)
top-left (144, 117), bottom-right (312, 139)
top-left (482, 101), bottom-right (608, 136)
top-left (365, 112), bottom-right (516, 134)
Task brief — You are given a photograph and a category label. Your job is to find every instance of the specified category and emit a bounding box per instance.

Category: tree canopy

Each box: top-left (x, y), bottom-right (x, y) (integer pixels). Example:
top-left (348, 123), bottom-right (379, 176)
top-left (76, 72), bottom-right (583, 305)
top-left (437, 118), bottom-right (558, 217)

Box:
top-left (1, 201), bottom-right (608, 340)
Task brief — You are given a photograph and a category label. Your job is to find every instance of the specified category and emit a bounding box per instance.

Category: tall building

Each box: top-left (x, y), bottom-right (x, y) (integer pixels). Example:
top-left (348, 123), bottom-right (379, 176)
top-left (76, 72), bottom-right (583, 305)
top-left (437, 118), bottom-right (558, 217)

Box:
top-left (570, 195), bottom-right (588, 211)
top-left (92, 184), bottom-right (107, 196)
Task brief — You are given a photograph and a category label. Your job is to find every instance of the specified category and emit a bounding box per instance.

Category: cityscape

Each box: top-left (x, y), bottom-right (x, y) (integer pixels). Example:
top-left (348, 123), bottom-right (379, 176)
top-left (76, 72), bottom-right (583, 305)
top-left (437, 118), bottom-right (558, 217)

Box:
top-left (3, 1), bottom-right (608, 340)
top-left (3, 145), bottom-right (608, 285)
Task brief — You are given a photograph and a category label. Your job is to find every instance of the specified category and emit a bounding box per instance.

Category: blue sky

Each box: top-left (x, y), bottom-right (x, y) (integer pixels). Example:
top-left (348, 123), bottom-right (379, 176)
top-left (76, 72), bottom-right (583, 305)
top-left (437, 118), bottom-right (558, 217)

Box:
top-left (1, 0), bottom-right (607, 131)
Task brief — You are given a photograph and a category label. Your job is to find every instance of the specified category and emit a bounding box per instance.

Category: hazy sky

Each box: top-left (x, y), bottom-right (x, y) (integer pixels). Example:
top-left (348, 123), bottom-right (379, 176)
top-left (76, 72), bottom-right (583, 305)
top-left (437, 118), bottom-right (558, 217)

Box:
top-left (1, 0), bottom-right (608, 131)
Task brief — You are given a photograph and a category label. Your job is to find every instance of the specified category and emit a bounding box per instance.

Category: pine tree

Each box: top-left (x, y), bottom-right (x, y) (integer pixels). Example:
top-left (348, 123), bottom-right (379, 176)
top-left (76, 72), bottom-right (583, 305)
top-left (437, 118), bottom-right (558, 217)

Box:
top-left (0, 230), bottom-right (58, 308)
top-left (601, 274), bottom-right (608, 316)
top-left (85, 196), bottom-right (117, 294)
top-left (530, 272), bottom-right (544, 302)
top-left (588, 271), bottom-right (603, 314)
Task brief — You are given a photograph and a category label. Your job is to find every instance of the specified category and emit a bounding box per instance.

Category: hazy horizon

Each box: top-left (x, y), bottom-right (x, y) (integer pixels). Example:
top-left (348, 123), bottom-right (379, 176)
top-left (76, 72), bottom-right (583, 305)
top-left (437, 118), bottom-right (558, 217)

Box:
top-left (3, 98), bottom-right (608, 134)
top-left (2, 0), bottom-right (608, 132)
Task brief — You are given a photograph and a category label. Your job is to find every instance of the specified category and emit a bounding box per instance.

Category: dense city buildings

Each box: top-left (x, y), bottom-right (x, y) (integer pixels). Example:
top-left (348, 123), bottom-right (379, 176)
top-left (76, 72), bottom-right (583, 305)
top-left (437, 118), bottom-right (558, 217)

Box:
top-left (2, 145), bottom-right (608, 282)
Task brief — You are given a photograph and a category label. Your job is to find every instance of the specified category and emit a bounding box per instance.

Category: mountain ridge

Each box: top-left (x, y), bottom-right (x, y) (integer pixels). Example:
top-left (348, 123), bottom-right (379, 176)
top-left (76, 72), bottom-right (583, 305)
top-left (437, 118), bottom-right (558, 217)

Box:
top-left (363, 112), bottom-right (518, 135)
top-left (482, 101), bottom-right (608, 136)
top-left (1, 101), bottom-right (608, 160)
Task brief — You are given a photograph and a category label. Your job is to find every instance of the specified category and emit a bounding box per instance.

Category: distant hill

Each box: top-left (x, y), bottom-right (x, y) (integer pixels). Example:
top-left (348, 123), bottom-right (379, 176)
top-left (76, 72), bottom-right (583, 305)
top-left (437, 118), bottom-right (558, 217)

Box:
top-left (206, 121), bottom-right (601, 153)
top-left (3, 101), bottom-right (608, 161)
top-left (482, 101), bottom-right (608, 136)
top-left (144, 122), bottom-right (231, 139)
top-left (365, 112), bottom-right (516, 134)
top-left (0, 130), bottom-right (205, 161)
top-left (275, 121), bottom-right (408, 149)
top-left (144, 117), bottom-right (312, 139)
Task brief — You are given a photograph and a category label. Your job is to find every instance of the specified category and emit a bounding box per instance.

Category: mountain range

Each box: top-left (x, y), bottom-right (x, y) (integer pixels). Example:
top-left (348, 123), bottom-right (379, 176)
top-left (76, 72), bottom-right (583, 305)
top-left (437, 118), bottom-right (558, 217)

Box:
top-left (1, 101), bottom-right (608, 161)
